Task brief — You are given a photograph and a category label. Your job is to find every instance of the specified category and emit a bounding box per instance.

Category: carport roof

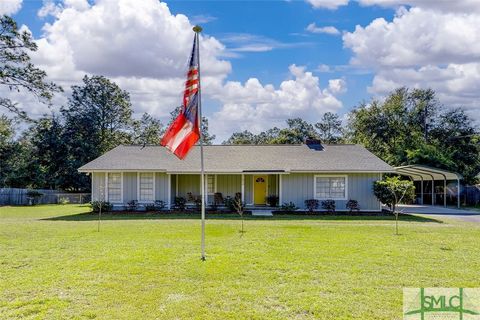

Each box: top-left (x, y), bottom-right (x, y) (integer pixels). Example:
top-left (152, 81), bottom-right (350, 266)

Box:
top-left (395, 165), bottom-right (462, 181)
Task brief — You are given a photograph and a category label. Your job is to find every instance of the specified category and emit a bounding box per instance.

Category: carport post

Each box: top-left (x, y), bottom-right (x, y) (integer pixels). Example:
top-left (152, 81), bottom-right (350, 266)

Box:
top-left (457, 178), bottom-right (461, 209)
top-left (431, 178), bottom-right (435, 206)
top-left (444, 177), bottom-right (447, 208)
top-left (420, 177), bottom-right (424, 205)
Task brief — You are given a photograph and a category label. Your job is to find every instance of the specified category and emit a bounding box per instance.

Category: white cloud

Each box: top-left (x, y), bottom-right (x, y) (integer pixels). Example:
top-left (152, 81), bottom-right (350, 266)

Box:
top-left (0, 0), bottom-right (22, 15)
top-left (20, 0), bottom-right (347, 142)
top-left (219, 33), bottom-right (310, 54)
top-left (343, 8), bottom-right (480, 68)
top-left (306, 0), bottom-right (349, 10)
top-left (328, 78), bottom-right (347, 94)
top-left (210, 65), bottom-right (345, 140)
top-left (306, 0), bottom-right (480, 13)
top-left (317, 64), bottom-right (332, 73)
top-left (306, 23), bottom-right (340, 35)
top-left (357, 0), bottom-right (480, 13)
top-left (29, 0), bottom-right (231, 118)
top-left (343, 5), bottom-right (480, 118)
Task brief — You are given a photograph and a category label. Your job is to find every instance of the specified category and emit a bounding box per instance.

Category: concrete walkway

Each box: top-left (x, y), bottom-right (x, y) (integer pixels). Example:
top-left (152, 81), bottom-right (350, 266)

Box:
top-left (251, 210), bottom-right (273, 217)
top-left (397, 204), bottom-right (480, 223)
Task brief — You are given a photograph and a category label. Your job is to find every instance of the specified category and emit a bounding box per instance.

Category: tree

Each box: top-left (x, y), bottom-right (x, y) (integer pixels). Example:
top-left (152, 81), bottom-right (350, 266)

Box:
top-left (166, 105), bottom-right (215, 145)
top-left (315, 112), bottom-right (343, 143)
top-left (348, 88), bottom-right (480, 184)
top-left (0, 15), bottom-right (61, 120)
top-left (132, 113), bottom-right (163, 146)
top-left (373, 176), bottom-right (415, 235)
top-left (272, 118), bottom-right (318, 144)
top-left (223, 118), bottom-right (318, 145)
top-left (222, 130), bottom-right (256, 145)
top-left (27, 114), bottom-right (67, 189)
top-left (60, 75), bottom-right (134, 190)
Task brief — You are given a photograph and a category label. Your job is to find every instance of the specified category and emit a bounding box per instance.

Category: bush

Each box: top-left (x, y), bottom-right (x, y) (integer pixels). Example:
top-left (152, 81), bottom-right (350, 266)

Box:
top-left (346, 199), bottom-right (360, 213)
top-left (224, 193), bottom-right (242, 212)
top-left (321, 199), bottom-right (336, 214)
top-left (127, 200), bottom-right (138, 211)
top-left (58, 197), bottom-right (70, 205)
top-left (266, 195), bottom-right (279, 207)
top-left (145, 203), bottom-right (156, 211)
top-left (304, 199), bottom-right (319, 213)
top-left (26, 190), bottom-right (43, 205)
top-left (280, 202), bottom-right (298, 212)
top-left (154, 200), bottom-right (166, 211)
top-left (174, 197), bottom-right (186, 211)
top-left (91, 201), bottom-right (112, 213)
top-left (223, 196), bottom-right (235, 212)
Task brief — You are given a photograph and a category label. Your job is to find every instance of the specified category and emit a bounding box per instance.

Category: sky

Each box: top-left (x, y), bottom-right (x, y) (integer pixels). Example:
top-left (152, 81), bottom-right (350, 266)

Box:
top-left (3, 0), bottom-right (480, 141)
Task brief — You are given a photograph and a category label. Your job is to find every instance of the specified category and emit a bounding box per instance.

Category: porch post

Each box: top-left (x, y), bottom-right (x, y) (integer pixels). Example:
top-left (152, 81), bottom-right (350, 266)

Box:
top-left (167, 174), bottom-right (171, 209)
top-left (241, 174), bottom-right (245, 203)
top-left (279, 175), bottom-right (283, 205)
top-left (176, 174), bottom-right (179, 197)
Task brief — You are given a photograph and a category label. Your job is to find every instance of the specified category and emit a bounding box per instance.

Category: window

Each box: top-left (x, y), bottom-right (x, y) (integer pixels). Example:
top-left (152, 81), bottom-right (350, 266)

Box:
top-left (107, 173), bottom-right (122, 202)
top-left (139, 173), bottom-right (154, 202)
top-left (207, 175), bottom-right (215, 194)
top-left (314, 176), bottom-right (347, 200)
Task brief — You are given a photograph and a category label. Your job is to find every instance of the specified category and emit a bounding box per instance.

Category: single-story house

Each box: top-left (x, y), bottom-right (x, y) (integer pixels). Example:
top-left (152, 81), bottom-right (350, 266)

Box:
top-left (78, 141), bottom-right (394, 211)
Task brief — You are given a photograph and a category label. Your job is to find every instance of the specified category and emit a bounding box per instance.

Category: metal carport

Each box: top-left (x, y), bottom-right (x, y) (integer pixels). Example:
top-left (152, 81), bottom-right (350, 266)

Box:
top-left (395, 165), bottom-right (462, 208)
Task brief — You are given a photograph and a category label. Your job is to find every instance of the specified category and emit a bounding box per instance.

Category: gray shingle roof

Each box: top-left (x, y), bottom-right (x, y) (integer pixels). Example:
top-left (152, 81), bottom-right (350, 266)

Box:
top-left (78, 144), bottom-right (394, 173)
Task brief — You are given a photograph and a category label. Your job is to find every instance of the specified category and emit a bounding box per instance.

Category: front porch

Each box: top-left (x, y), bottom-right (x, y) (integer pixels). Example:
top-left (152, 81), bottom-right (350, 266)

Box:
top-left (172, 173), bottom-right (281, 208)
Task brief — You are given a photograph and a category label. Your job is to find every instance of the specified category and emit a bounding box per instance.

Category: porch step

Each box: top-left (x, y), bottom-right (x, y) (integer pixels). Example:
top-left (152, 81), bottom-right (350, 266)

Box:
top-left (251, 210), bottom-right (273, 217)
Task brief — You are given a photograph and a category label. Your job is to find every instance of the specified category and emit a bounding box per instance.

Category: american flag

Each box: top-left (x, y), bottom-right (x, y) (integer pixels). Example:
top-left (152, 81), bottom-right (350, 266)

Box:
top-left (161, 35), bottom-right (201, 159)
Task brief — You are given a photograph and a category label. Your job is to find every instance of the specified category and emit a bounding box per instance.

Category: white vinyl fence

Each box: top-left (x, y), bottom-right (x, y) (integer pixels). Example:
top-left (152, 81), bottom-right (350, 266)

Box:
top-left (0, 188), bottom-right (91, 205)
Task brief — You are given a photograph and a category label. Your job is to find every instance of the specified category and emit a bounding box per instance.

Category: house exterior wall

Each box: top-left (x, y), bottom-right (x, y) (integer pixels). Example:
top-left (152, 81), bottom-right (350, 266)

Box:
top-left (177, 174), bottom-right (200, 198)
top-left (281, 172), bottom-right (382, 211)
top-left (123, 172), bottom-right (137, 203)
top-left (92, 172), bottom-right (105, 201)
top-left (91, 171), bottom-right (381, 211)
top-left (216, 175), bottom-right (241, 198)
top-left (155, 173), bottom-right (169, 203)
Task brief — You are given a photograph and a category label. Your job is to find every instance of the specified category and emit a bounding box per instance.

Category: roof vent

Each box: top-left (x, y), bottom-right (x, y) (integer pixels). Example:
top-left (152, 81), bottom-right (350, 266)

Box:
top-left (305, 138), bottom-right (324, 151)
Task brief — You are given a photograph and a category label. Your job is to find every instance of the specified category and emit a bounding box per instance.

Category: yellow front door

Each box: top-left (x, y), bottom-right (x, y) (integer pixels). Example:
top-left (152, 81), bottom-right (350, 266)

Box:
top-left (253, 175), bottom-right (267, 205)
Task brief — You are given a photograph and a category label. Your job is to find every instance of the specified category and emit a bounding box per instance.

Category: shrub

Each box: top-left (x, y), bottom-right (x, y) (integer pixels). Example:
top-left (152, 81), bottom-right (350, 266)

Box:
top-left (154, 200), bottom-right (166, 211)
top-left (266, 195), bottom-right (279, 207)
top-left (26, 190), bottom-right (43, 205)
top-left (321, 199), bottom-right (336, 214)
top-left (280, 202), bottom-right (298, 212)
top-left (223, 196), bottom-right (235, 212)
top-left (346, 199), bottom-right (360, 213)
top-left (224, 193), bottom-right (242, 212)
top-left (145, 203), bottom-right (156, 211)
top-left (58, 197), bottom-right (70, 205)
top-left (304, 199), bottom-right (319, 213)
top-left (174, 196), bottom-right (186, 211)
top-left (91, 201), bottom-right (112, 213)
top-left (127, 200), bottom-right (138, 211)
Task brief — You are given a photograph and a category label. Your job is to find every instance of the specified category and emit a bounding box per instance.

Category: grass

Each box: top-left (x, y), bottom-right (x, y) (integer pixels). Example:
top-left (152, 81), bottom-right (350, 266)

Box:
top-left (0, 205), bottom-right (479, 319)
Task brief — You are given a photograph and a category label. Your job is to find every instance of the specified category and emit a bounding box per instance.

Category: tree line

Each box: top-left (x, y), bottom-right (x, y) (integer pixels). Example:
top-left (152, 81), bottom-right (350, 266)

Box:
top-left (224, 88), bottom-right (480, 183)
top-left (1, 14), bottom-right (479, 192)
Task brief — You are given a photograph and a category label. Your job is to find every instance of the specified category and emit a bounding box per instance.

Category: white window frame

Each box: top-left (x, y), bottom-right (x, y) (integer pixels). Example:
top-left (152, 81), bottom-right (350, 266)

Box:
top-left (137, 172), bottom-right (155, 203)
top-left (313, 174), bottom-right (348, 201)
top-left (105, 172), bottom-right (123, 203)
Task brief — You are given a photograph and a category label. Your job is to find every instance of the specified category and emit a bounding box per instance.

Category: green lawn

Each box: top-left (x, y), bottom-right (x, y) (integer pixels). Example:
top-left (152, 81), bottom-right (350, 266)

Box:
top-left (1, 205), bottom-right (479, 319)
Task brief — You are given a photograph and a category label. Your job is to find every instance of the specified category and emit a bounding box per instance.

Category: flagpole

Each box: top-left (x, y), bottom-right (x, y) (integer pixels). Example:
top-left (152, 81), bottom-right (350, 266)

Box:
top-left (193, 25), bottom-right (206, 261)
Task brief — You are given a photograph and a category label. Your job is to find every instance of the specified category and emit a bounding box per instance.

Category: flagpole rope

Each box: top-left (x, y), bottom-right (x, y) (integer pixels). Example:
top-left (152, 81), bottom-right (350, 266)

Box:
top-left (193, 26), bottom-right (206, 261)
